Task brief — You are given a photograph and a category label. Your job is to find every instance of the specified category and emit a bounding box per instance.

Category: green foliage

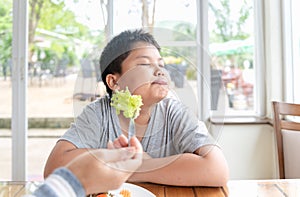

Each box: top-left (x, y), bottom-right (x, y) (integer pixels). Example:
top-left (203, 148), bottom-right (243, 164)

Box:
top-left (173, 23), bottom-right (196, 41)
top-left (30, 0), bottom-right (104, 69)
top-left (0, 0), bottom-right (12, 67)
top-left (0, 0), bottom-right (12, 30)
top-left (159, 23), bottom-right (197, 80)
top-left (209, 0), bottom-right (253, 67)
top-left (186, 66), bottom-right (197, 80)
top-left (38, 0), bottom-right (89, 38)
top-left (209, 0), bottom-right (253, 42)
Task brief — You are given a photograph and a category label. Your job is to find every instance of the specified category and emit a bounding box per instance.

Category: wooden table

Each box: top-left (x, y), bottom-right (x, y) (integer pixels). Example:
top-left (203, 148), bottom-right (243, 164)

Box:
top-left (225, 179), bottom-right (300, 197)
top-left (136, 179), bottom-right (300, 197)
top-left (135, 182), bottom-right (227, 196)
top-left (0, 181), bottom-right (40, 197)
top-left (1, 179), bottom-right (300, 197)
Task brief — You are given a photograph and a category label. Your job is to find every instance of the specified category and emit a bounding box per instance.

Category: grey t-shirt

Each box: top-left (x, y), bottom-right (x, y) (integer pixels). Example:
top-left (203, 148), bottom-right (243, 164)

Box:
top-left (60, 95), bottom-right (216, 158)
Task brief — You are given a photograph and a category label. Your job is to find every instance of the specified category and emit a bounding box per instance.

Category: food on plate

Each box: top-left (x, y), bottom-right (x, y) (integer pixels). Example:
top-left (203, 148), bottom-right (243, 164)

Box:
top-left (94, 189), bottom-right (131, 197)
top-left (119, 189), bottom-right (131, 197)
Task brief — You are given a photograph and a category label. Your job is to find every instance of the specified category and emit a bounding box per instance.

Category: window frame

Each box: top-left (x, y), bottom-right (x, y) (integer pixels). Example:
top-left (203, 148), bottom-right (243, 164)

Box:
top-left (282, 0), bottom-right (297, 103)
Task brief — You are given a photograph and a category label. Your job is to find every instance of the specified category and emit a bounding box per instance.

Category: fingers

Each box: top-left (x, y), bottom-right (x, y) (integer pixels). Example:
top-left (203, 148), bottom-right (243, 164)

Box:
top-left (92, 148), bottom-right (136, 163)
top-left (108, 134), bottom-right (129, 149)
top-left (128, 136), bottom-right (143, 161)
top-left (93, 148), bottom-right (142, 173)
top-left (107, 140), bottom-right (114, 149)
top-left (109, 137), bottom-right (143, 172)
top-left (100, 136), bottom-right (143, 172)
top-left (129, 136), bottom-right (142, 153)
top-left (112, 155), bottom-right (143, 173)
top-left (118, 134), bottom-right (129, 146)
top-left (107, 136), bottom-right (143, 161)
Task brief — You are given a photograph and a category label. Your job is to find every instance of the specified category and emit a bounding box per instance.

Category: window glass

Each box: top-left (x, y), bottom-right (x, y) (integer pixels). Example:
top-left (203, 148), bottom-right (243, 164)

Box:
top-left (0, 0), bottom-right (12, 180)
top-left (3, 0), bottom-right (201, 180)
top-left (208, 0), bottom-right (255, 115)
top-left (290, 0), bottom-right (300, 103)
top-left (113, 0), bottom-right (200, 115)
top-left (28, 1), bottom-right (105, 118)
top-left (2, 0), bottom-right (263, 180)
top-left (26, 0), bottom-right (106, 180)
top-left (113, 0), bottom-right (197, 36)
top-left (0, 0), bottom-right (12, 118)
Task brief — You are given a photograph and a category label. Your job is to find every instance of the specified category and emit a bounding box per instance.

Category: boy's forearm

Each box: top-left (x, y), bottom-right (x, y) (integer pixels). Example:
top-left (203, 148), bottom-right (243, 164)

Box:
top-left (44, 146), bottom-right (90, 178)
top-left (129, 153), bottom-right (205, 186)
top-left (129, 149), bottom-right (229, 186)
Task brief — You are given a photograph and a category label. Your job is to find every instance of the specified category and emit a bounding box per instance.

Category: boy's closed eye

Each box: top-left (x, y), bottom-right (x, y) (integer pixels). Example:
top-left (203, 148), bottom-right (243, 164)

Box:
top-left (137, 63), bottom-right (165, 68)
top-left (137, 63), bottom-right (151, 66)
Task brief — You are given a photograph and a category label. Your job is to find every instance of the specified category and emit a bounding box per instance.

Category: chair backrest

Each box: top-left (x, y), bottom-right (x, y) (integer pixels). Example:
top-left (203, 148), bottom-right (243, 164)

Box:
top-left (272, 101), bottom-right (300, 179)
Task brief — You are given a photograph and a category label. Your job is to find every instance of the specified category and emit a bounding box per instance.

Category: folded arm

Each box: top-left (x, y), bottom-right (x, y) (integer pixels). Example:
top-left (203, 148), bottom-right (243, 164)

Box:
top-left (128, 145), bottom-right (229, 186)
top-left (43, 140), bottom-right (92, 178)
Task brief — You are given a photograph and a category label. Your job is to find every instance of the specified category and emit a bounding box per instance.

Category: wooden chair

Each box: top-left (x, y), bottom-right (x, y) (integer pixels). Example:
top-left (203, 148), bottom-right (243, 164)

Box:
top-left (272, 101), bottom-right (300, 179)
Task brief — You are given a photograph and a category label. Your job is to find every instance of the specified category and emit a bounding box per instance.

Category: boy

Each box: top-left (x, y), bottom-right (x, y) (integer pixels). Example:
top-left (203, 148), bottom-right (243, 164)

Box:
top-left (44, 28), bottom-right (229, 186)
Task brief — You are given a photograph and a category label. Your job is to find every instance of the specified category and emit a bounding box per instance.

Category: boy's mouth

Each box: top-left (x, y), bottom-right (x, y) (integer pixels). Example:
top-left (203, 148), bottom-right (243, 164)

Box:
top-left (151, 79), bottom-right (168, 85)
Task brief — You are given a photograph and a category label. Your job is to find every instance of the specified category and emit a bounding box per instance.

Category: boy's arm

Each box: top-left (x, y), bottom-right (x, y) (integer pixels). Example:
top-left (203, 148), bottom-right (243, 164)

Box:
top-left (128, 145), bottom-right (229, 186)
top-left (43, 140), bottom-right (91, 178)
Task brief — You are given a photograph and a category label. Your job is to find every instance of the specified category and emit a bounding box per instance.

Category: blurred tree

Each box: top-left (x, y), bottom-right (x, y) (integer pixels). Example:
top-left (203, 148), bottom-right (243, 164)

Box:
top-left (28, 0), bottom-right (91, 65)
top-left (141, 0), bottom-right (157, 33)
top-left (209, 0), bottom-right (253, 68)
top-left (100, 0), bottom-right (109, 43)
top-left (0, 0), bottom-right (105, 78)
top-left (0, 0), bottom-right (13, 75)
top-left (209, 0), bottom-right (252, 42)
top-left (28, 0), bottom-right (44, 50)
top-left (100, 0), bottom-right (157, 35)
top-left (160, 22), bottom-right (197, 80)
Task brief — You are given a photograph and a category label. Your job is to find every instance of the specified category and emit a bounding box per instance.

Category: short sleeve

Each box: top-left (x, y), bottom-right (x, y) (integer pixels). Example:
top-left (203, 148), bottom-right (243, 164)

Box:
top-left (59, 102), bottom-right (104, 148)
top-left (170, 102), bottom-right (217, 153)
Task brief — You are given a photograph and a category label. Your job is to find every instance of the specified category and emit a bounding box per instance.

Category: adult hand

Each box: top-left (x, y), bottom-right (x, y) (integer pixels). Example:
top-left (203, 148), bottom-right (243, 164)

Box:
top-left (107, 134), bottom-right (129, 149)
top-left (107, 134), bottom-right (152, 159)
top-left (66, 136), bottom-right (143, 195)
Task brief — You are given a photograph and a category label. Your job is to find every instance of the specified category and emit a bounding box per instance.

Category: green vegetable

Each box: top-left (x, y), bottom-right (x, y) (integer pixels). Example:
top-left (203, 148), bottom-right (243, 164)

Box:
top-left (111, 87), bottom-right (143, 119)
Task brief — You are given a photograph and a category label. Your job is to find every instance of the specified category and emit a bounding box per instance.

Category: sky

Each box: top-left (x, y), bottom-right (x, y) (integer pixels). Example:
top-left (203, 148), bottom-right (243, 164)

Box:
top-left (64, 0), bottom-right (197, 32)
top-left (64, 0), bottom-right (254, 37)
top-left (64, 0), bottom-right (104, 31)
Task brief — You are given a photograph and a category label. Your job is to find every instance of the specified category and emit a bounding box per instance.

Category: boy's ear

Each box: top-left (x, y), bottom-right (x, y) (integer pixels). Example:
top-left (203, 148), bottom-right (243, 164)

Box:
top-left (106, 74), bottom-right (119, 91)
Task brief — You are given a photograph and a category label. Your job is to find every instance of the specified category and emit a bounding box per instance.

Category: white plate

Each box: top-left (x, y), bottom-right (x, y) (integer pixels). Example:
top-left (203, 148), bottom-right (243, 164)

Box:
top-left (109, 183), bottom-right (155, 197)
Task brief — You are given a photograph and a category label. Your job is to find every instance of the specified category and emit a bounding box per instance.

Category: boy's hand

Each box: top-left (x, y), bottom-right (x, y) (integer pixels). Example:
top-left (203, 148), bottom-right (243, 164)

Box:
top-left (107, 134), bottom-right (129, 149)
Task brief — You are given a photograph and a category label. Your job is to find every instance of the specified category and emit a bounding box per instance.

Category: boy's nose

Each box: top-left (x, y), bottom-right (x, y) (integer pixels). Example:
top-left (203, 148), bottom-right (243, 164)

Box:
top-left (154, 69), bottom-right (165, 76)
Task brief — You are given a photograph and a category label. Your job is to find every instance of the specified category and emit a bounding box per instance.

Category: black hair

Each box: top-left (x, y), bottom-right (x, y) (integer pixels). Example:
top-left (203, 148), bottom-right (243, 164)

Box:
top-left (99, 28), bottom-right (161, 97)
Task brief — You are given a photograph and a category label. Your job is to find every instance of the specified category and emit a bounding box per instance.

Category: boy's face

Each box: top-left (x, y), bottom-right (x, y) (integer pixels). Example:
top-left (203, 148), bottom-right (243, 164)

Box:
top-left (116, 43), bottom-right (170, 105)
